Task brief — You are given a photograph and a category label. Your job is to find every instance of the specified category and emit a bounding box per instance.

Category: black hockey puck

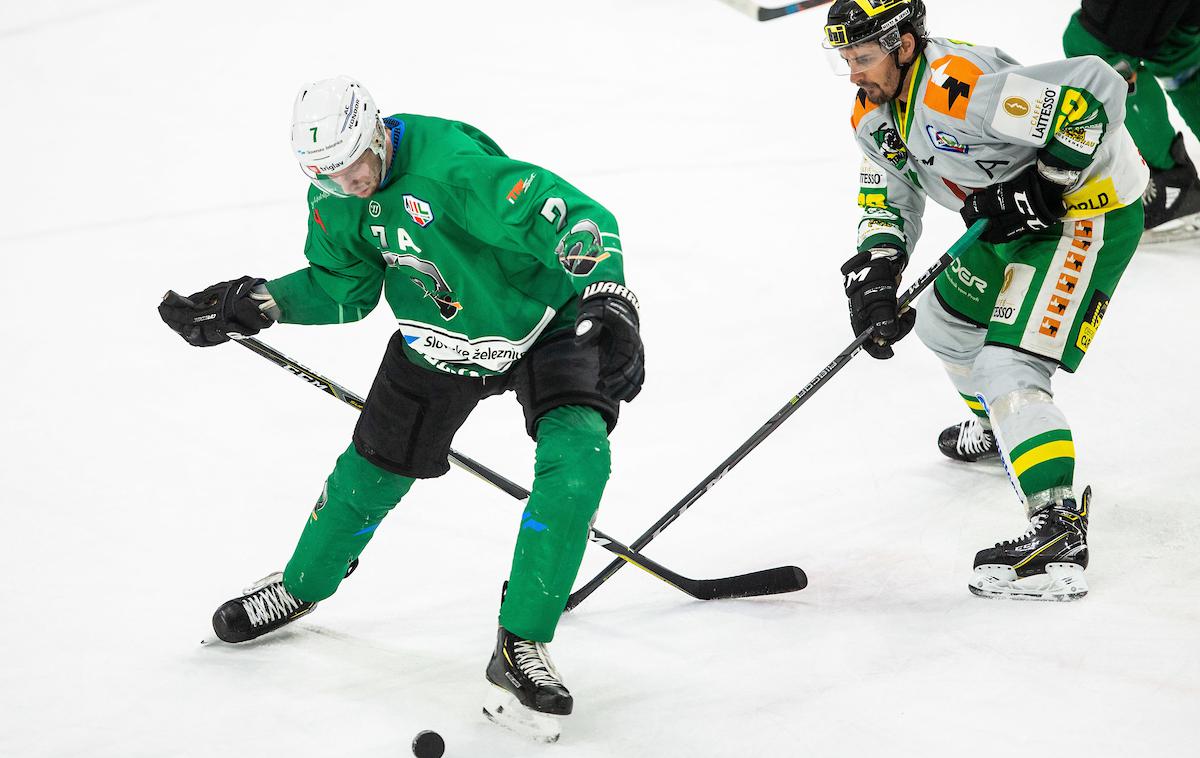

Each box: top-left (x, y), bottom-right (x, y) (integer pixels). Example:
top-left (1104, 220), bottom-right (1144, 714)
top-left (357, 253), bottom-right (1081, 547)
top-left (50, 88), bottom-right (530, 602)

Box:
top-left (412, 730), bottom-right (445, 758)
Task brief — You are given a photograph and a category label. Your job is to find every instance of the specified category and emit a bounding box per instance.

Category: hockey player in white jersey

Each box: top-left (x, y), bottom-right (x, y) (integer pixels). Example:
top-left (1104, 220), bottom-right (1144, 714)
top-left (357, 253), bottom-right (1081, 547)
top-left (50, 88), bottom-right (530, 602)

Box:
top-left (822, 0), bottom-right (1149, 600)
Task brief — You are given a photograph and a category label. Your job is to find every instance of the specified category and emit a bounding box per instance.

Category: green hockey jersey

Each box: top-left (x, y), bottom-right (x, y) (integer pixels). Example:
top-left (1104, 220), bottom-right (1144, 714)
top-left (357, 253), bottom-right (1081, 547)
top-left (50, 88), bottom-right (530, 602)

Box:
top-left (266, 114), bottom-right (625, 377)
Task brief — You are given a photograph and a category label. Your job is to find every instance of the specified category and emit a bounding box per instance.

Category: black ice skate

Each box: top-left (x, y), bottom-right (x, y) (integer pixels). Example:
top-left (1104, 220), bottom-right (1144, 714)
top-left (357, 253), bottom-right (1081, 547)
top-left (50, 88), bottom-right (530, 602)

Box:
top-left (969, 486), bottom-right (1091, 601)
top-left (211, 571), bottom-right (317, 643)
top-left (1141, 133), bottom-right (1200, 245)
top-left (483, 626), bottom-right (572, 743)
top-left (938, 418), bottom-right (1000, 462)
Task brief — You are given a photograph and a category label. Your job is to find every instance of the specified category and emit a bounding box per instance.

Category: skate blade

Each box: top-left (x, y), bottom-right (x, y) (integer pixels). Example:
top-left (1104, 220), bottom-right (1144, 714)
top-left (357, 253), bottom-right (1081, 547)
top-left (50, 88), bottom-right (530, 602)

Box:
top-left (482, 684), bottom-right (563, 743)
top-left (968, 563), bottom-right (1088, 602)
top-left (1141, 214), bottom-right (1200, 245)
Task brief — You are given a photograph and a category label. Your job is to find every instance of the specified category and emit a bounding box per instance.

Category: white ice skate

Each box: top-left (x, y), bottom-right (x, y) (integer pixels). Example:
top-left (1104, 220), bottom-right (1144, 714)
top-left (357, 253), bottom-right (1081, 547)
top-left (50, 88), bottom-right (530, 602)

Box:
top-left (969, 562), bottom-right (1089, 601)
top-left (1140, 211), bottom-right (1200, 245)
top-left (968, 487), bottom-right (1091, 601)
top-left (482, 683), bottom-right (564, 743)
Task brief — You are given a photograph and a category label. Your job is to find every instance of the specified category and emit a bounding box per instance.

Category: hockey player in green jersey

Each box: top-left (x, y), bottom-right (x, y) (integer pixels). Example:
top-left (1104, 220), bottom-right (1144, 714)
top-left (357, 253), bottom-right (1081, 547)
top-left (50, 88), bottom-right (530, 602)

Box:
top-left (1064, 0), bottom-right (1200, 242)
top-left (158, 76), bottom-right (644, 741)
top-left (822, 0), bottom-right (1148, 600)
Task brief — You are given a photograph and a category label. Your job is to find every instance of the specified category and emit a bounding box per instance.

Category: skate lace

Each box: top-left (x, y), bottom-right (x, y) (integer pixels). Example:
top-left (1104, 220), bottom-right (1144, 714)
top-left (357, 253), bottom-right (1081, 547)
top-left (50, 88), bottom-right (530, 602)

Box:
top-left (996, 511), bottom-right (1049, 548)
top-left (242, 583), bottom-right (302, 627)
top-left (1142, 179), bottom-right (1158, 205)
top-left (512, 640), bottom-right (564, 688)
top-left (956, 419), bottom-right (993, 455)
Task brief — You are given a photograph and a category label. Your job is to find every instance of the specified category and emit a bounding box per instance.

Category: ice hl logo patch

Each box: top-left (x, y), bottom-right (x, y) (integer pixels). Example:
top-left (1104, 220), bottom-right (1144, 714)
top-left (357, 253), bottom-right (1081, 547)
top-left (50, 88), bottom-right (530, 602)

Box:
top-left (926, 125), bottom-right (969, 154)
top-left (402, 194), bottom-right (435, 227)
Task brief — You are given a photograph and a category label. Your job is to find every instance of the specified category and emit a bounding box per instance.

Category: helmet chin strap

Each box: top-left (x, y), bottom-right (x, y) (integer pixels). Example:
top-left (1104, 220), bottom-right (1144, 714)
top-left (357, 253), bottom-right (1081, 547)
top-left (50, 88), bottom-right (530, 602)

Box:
top-left (889, 50), bottom-right (915, 102)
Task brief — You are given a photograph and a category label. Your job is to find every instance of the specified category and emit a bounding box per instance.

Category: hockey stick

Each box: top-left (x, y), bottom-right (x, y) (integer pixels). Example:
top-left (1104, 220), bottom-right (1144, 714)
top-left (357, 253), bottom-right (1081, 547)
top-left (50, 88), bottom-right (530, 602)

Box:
top-left (564, 220), bottom-right (989, 611)
top-left (217, 332), bottom-right (807, 603)
top-left (715, 0), bottom-right (833, 22)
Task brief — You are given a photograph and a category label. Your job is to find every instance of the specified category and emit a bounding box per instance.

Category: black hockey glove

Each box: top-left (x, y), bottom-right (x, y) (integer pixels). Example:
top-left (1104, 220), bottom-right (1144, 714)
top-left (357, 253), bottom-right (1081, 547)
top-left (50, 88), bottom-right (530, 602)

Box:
top-left (158, 276), bottom-right (275, 347)
top-left (960, 162), bottom-right (1068, 244)
top-left (840, 246), bottom-right (915, 360)
top-left (575, 281), bottom-right (645, 402)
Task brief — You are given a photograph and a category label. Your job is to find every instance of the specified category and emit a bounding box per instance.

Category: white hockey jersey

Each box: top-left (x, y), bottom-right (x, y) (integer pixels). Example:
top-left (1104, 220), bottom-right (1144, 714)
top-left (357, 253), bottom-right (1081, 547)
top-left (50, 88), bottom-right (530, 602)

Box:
top-left (852, 38), bottom-right (1149, 257)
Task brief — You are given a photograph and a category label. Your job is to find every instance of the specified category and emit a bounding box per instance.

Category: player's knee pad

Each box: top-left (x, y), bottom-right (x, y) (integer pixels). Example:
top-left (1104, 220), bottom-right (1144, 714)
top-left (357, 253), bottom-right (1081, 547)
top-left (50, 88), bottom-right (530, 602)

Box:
top-left (970, 345), bottom-right (1056, 418)
top-left (532, 405), bottom-right (611, 517)
top-left (283, 448), bottom-right (414, 603)
top-left (327, 443), bottom-right (416, 521)
top-left (915, 293), bottom-right (986, 367)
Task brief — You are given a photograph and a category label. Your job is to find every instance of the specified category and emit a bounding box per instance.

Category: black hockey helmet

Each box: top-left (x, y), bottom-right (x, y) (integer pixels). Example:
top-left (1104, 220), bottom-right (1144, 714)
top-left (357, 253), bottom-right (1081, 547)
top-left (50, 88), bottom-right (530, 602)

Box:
top-left (824, 0), bottom-right (927, 54)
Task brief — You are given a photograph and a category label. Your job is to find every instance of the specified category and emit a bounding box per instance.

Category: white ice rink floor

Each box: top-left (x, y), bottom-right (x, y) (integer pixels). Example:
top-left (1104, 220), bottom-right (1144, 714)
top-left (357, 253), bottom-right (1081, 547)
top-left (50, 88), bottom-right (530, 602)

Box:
top-left (3, 1), bottom-right (1197, 756)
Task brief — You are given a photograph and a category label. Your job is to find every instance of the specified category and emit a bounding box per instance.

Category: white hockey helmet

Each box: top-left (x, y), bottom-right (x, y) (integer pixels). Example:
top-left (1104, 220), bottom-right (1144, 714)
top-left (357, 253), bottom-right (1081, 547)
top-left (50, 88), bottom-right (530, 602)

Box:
top-left (291, 76), bottom-right (388, 197)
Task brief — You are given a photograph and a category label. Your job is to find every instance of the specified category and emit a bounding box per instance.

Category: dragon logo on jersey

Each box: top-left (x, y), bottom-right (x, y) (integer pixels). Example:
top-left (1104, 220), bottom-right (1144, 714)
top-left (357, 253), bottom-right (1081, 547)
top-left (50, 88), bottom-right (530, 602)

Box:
top-left (555, 219), bottom-right (610, 277)
top-left (402, 194), bottom-right (435, 227)
top-left (382, 252), bottom-right (463, 320)
top-left (871, 124), bottom-right (908, 170)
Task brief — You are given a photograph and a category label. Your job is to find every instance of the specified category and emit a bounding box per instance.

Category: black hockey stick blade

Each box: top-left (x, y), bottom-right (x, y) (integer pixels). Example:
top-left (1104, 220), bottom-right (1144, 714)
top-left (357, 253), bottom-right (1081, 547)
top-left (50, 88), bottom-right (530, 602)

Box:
top-left (715, 0), bottom-right (833, 22)
top-left (587, 526), bottom-right (806, 606)
top-left (760, 1), bottom-right (834, 22)
top-left (689, 564), bottom-right (808, 601)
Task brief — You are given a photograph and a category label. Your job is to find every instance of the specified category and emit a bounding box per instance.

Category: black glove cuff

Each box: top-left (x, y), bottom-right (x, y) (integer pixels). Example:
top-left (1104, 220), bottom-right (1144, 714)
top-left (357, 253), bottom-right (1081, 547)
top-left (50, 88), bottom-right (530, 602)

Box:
top-left (580, 281), bottom-right (640, 315)
top-left (1029, 169), bottom-right (1068, 220)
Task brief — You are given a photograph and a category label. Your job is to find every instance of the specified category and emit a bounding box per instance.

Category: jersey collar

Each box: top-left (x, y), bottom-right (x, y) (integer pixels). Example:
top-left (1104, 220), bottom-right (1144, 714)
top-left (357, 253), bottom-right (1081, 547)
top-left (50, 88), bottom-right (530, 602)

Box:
top-left (380, 118), bottom-right (406, 190)
top-left (890, 53), bottom-right (928, 143)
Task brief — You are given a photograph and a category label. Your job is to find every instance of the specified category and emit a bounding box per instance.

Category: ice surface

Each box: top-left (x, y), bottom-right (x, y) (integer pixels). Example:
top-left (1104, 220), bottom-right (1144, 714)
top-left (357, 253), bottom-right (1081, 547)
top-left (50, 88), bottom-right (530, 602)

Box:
top-left (2, 1), bottom-right (1197, 756)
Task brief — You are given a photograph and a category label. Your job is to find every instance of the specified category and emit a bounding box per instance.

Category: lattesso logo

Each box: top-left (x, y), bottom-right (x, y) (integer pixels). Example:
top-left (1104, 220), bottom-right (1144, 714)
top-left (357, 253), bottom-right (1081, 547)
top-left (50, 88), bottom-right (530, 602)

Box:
top-left (1030, 88), bottom-right (1058, 140)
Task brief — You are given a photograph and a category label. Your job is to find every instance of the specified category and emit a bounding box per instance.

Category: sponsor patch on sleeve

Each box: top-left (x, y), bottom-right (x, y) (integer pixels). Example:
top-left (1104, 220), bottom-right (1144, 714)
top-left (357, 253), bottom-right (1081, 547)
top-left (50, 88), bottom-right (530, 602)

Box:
top-left (505, 171), bottom-right (537, 205)
top-left (858, 190), bottom-right (888, 209)
top-left (1054, 125), bottom-right (1102, 155)
top-left (857, 216), bottom-right (905, 248)
top-left (859, 156), bottom-right (888, 188)
top-left (990, 73), bottom-right (1061, 145)
top-left (924, 55), bottom-right (983, 120)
